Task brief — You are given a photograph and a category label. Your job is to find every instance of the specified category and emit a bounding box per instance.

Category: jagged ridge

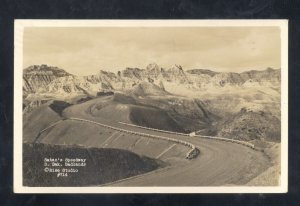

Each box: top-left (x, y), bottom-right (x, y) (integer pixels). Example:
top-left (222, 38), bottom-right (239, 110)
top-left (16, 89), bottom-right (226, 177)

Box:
top-left (23, 64), bottom-right (281, 97)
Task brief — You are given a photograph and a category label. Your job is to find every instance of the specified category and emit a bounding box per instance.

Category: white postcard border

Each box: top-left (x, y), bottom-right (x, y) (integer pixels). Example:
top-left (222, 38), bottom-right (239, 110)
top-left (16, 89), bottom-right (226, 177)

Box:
top-left (14, 19), bottom-right (288, 193)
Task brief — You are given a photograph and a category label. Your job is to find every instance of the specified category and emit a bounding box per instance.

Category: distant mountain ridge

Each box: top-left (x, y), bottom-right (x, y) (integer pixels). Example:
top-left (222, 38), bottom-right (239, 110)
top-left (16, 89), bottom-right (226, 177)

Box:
top-left (23, 63), bottom-right (281, 97)
top-left (23, 64), bottom-right (282, 143)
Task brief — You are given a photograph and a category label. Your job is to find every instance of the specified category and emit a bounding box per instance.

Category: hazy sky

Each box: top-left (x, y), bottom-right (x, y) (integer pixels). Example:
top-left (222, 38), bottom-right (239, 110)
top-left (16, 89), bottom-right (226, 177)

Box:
top-left (23, 27), bottom-right (281, 76)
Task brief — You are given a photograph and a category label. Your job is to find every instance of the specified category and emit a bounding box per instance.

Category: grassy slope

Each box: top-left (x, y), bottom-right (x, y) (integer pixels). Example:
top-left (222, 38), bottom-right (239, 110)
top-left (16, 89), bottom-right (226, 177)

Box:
top-left (37, 120), bottom-right (189, 160)
top-left (129, 105), bottom-right (185, 132)
top-left (23, 104), bottom-right (62, 142)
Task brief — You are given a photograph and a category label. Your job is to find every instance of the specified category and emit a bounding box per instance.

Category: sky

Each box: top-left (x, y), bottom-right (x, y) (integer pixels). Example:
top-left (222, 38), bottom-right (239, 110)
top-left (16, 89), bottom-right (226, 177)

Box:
top-left (23, 27), bottom-right (281, 76)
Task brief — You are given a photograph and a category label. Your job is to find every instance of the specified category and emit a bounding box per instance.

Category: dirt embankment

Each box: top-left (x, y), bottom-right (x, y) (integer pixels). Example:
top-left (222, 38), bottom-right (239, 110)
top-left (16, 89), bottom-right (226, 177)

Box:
top-left (246, 143), bottom-right (281, 186)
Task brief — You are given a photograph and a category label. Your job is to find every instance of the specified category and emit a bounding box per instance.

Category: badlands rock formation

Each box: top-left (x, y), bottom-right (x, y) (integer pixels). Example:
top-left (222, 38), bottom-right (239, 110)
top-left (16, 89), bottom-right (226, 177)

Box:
top-left (23, 63), bottom-right (280, 97)
top-left (23, 63), bottom-right (281, 142)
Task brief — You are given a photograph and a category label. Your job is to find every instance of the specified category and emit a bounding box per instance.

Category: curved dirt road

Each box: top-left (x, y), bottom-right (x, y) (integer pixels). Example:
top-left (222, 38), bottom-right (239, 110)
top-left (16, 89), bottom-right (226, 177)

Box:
top-left (62, 97), bottom-right (271, 186)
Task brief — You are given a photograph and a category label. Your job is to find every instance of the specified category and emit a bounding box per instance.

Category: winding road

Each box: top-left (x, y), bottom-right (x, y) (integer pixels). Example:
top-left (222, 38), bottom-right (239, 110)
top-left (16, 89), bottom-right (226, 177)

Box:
top-left (58, 97), bottom-right (271, 186)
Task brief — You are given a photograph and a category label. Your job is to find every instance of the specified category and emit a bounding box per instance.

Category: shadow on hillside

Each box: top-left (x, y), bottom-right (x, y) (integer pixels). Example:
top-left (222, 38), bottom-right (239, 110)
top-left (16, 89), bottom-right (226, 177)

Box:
top-left (49, 100), bottom-right (73, 116)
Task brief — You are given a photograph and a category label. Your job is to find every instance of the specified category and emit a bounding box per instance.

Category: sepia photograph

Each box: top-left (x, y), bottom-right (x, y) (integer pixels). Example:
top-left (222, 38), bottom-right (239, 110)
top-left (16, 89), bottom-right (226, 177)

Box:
top-left (14, 20), bottom-right (288, 193)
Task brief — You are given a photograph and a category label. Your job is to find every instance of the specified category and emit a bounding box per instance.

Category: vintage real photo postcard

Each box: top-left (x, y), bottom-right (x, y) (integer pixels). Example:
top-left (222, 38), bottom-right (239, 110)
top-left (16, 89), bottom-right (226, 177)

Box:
top-left (14, 20), bottom-right (288, 193)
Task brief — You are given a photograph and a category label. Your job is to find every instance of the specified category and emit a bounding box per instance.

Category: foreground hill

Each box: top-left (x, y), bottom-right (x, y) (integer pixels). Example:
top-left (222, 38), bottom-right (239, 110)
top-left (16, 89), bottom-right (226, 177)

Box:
top-left (23, 143), bottom-right (164, 186)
